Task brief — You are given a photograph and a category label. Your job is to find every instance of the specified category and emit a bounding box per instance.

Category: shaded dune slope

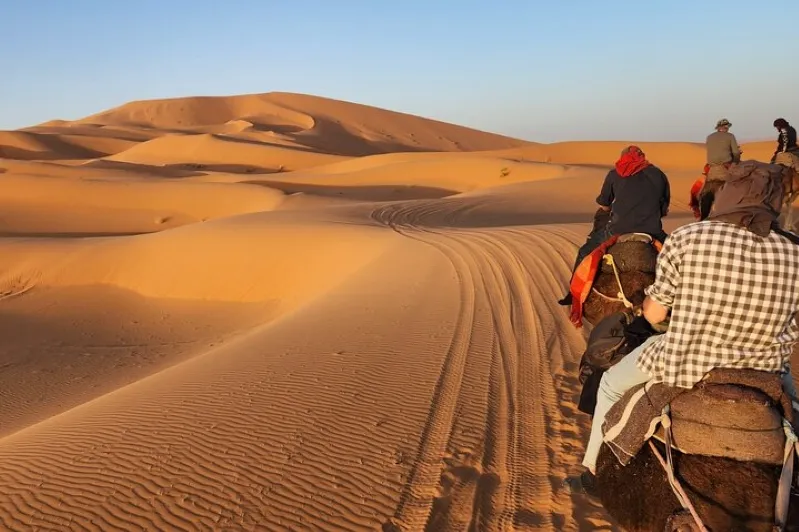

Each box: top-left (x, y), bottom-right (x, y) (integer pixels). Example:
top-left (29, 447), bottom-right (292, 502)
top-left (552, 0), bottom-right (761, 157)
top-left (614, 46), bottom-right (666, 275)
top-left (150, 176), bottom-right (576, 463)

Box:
top-left (0, 131), bottom-right (137, 161)
top-left (104, 133), bottom-right (348, 172)
top-left (0, 211), bottom-right (401, 444)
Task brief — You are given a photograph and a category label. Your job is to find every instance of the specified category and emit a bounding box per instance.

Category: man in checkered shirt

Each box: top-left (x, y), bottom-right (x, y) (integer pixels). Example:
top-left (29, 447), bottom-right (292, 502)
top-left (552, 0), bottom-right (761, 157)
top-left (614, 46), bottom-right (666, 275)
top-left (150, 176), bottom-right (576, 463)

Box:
top-left (572, 160), bottom-right (799, 494)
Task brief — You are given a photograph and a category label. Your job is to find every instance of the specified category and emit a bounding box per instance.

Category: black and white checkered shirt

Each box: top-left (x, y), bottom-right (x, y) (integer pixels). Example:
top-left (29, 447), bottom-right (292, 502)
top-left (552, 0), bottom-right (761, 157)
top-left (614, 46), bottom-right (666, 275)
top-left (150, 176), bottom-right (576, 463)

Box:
top-left (638, 221), bottom-right (799, 388)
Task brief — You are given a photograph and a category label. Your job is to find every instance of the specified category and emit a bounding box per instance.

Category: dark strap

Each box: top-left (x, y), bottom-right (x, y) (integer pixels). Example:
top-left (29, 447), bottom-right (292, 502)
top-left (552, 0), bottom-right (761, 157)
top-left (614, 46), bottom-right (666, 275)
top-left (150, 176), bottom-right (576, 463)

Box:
top-left (773, 226), bottom-right (799, 245)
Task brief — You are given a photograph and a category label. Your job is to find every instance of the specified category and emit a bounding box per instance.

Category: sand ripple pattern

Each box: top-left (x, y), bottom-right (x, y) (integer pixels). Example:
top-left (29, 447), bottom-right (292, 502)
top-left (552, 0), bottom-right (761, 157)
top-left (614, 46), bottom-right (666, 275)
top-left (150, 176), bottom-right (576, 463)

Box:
top-left (0, 196), bottom-right (604, 531)
top-left (372, 201), bottom-right (599, 531)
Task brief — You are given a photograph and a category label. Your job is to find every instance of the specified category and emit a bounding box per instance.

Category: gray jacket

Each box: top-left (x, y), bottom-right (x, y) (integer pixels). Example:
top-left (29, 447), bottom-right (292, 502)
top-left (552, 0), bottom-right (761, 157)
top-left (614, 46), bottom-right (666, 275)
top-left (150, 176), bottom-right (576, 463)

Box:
top-left (706, 130), bottom-right (741, 165)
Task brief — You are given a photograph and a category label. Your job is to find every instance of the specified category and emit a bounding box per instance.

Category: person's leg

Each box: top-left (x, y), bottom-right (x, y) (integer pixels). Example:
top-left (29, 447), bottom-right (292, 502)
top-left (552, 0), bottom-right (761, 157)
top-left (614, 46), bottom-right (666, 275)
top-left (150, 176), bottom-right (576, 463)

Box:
top-left (699, 179), bottom-right (724, 220)
top-left (782, 368), bottom-right (799, 410)
top-left (581, 335), bottom-right (659, 473)
top-left (558, 227), bottom-right (612, 305)
top-left (698, 183), bottom-right (715, 220)
top-left (571, 229), bottom-right (606, 272)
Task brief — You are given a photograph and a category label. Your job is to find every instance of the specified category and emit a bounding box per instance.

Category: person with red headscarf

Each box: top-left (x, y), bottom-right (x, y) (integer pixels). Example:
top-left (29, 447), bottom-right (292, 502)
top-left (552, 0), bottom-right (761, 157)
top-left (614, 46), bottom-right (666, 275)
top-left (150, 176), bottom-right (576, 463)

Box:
top-left (558, 146), bottom-right (670, 305)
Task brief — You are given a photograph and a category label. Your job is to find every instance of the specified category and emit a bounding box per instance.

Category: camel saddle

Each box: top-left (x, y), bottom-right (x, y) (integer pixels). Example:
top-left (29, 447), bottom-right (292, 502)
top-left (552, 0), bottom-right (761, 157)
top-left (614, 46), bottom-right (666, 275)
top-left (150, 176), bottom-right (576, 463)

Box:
top-left (652, 368), bottom-right (797, 465)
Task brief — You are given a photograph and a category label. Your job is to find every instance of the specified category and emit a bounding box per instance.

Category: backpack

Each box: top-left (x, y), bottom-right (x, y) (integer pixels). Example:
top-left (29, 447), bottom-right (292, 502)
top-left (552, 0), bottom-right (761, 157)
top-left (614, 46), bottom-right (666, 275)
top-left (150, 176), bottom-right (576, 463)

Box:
top-left (708, 161), bottom-right (789, 237)
top-left (720, 160), bottom-right (787, 214)
top-left (577, 310), bottom-right (658, 416)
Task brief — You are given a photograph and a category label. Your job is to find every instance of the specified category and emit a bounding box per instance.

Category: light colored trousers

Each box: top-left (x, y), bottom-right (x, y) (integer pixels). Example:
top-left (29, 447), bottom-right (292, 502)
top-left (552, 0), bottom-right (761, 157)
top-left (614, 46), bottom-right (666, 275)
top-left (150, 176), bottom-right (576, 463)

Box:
top-left (581, 336), bottom-right (799, 472)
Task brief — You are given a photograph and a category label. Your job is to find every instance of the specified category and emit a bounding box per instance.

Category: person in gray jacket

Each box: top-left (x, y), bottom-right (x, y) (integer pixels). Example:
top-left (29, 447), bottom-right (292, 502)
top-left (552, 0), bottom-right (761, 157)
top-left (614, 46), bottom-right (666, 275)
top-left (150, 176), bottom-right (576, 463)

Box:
top-left (698, 118), bottom-right (741, 219)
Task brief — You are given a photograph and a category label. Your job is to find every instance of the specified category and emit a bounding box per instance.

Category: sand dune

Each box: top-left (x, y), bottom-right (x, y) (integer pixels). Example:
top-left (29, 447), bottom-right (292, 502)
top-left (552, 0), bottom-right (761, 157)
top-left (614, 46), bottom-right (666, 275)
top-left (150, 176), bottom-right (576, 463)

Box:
top-left (0, 92), bottom-right (795, 531)
top-left (24, 123), bottom-right (164, 143)
top-left (105, 133), bottom-right (347, 172)
top-left (0, 173), bottom-right (286, 236)
top-left (486, 139), bottom-right (781, 172)
top-left (74, 92), bottom-right (531, 156)
top-left (0, 130), bottom-right (137, 161)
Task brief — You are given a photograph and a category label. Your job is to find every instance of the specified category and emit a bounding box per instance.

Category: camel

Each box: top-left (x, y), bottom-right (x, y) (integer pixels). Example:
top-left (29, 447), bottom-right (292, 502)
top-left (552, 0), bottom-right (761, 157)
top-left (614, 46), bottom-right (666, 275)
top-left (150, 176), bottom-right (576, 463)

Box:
top-left (581, 233), bottom-right (659, 327)
top-left (575, 235), bottom-right (799, 531)
top-left (774, 156), bottom-right (799, 232)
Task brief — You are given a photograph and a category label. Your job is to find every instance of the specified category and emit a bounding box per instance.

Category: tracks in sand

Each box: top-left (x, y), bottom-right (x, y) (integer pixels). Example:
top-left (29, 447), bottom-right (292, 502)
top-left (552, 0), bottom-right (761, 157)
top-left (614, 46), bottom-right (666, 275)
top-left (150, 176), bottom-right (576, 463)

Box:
top-left (372, 202), bottom-right (591, 531)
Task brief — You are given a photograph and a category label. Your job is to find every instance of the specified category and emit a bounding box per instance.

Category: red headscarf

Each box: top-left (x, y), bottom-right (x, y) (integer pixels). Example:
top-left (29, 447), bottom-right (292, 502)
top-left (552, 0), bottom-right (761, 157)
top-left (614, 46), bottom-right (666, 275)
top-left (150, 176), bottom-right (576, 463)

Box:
top-left (615, 145), bottom-right (651, 177)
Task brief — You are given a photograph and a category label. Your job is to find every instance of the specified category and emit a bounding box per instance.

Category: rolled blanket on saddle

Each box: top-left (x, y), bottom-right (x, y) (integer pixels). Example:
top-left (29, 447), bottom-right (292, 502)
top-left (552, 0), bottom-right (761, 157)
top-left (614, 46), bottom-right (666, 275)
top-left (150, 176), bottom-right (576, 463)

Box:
top-left (602, 368), bottom-right (797, 467)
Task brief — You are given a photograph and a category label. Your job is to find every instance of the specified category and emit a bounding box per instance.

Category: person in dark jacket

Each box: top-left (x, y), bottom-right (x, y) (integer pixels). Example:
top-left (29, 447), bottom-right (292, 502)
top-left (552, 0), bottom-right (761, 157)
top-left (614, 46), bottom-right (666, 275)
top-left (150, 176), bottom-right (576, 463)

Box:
top-left (771, 118), bottom-right (799, 165)
top-left (558, 146), bottom-right (670, 306)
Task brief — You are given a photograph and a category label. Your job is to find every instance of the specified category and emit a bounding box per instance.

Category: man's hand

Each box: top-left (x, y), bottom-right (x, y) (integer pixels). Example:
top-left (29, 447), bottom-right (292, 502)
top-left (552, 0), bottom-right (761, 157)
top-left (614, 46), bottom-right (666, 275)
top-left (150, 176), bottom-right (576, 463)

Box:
top-left (642, 295), bottom-right (669, 327)
top-left (592, 206), bottom-right (611, 233)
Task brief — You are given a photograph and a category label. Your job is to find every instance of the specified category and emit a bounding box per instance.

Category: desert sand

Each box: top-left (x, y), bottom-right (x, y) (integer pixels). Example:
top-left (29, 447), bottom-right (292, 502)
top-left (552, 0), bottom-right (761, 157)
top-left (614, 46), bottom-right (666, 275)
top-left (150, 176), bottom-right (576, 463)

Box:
top-left (0, 92), bottom-right (795, 531)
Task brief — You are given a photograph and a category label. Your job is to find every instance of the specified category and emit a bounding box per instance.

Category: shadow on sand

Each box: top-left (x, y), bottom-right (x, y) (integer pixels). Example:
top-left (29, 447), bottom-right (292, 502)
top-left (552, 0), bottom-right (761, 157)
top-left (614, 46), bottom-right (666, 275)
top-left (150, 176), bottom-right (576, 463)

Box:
top-left (246, 180), bottom-right (458, 202)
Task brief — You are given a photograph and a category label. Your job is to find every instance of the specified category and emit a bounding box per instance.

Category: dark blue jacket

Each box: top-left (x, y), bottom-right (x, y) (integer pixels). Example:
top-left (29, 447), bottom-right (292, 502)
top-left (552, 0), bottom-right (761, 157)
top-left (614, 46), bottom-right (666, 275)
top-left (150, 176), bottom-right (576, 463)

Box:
top-left (597, 165), bottom-right (670, 238)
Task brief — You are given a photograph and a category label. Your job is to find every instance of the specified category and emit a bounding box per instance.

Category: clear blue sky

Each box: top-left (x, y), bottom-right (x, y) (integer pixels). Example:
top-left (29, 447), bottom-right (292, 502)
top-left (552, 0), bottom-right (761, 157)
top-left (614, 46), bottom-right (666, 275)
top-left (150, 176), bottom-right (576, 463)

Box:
top-left (2, 1), bottom-right (797, 142)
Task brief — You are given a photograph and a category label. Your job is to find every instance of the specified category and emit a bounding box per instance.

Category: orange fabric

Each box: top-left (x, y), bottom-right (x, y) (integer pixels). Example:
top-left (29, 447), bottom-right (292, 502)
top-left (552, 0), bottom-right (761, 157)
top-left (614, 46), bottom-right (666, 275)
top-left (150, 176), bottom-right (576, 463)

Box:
top-left (689, 174), bottom-right (706, 220)
top-left (568, 236), bottom-right (663, 328)
top-left (568, 235), bottom-right (619, 327)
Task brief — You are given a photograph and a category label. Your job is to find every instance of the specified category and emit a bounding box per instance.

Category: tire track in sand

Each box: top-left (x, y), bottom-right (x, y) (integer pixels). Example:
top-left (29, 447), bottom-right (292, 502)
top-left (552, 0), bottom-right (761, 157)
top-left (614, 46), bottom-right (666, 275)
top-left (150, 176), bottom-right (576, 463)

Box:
top-left (376, 203), bottom-right (491, 532)
top-left (372, 200), bottom-right (593, 531)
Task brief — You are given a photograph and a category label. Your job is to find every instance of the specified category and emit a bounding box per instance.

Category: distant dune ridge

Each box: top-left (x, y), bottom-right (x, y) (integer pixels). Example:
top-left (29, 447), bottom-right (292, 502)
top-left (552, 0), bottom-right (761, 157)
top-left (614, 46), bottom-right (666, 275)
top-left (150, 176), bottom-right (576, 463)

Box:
top-left (0, 91), bottom-right (794, 530)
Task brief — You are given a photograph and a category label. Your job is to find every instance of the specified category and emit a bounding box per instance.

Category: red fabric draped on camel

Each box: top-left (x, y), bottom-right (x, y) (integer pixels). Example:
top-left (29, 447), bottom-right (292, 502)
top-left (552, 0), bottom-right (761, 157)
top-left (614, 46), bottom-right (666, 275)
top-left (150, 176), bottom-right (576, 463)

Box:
top-left (688, 164), bottom-right (710, 220)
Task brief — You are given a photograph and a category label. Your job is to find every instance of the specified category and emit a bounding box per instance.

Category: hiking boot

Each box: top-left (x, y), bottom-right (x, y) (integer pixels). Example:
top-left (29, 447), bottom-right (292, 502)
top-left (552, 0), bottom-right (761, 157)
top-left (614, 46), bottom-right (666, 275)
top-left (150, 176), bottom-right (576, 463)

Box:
top-left (565, 470), bottom-right (599, 498)
top-left (558, 293), bottom-right (573, 306)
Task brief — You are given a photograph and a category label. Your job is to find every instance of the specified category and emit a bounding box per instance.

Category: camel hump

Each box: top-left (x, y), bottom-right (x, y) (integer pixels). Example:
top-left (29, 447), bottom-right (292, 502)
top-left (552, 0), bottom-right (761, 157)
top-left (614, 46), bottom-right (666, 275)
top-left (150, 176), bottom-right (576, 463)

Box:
top-left (656, 369), bottom-right (789, 465)
top-left (601, 234), bottom-right (659, 274)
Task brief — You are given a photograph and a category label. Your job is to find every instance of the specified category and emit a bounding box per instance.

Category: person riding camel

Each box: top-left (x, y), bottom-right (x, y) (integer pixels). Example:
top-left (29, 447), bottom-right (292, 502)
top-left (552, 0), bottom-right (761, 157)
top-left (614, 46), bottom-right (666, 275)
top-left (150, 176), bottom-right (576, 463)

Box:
top-left (558, 145), bottom-right (670, 306)
top-left (696, 118), bottom-right (741, 220)
top-left (567, 159), bottom-right (799, 496)
top-left (771, 118), bottom-right (799, 168)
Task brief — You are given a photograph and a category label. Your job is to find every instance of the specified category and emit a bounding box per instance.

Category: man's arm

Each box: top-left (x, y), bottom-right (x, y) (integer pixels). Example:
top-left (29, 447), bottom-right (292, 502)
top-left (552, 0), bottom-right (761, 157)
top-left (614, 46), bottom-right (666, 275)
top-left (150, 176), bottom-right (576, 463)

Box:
top-left (596, 171), bottom-right (614, 210)
top-left (772, 130), bottom-right (788, 163)
top-left (661, 171), bottom-right (671, 217)
top-left (642, 231), bottom-right (683, 326)
top-left (730, 135), bottom-right (742, 163)
top-left (643, 296), bottom-right (669, 325)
